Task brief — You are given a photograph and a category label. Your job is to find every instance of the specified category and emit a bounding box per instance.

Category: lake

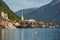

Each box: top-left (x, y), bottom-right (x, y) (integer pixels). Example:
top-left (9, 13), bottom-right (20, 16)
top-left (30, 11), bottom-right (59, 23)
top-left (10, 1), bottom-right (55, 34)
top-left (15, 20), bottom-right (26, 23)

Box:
top-left (0, 28), bottom-right (60, 40)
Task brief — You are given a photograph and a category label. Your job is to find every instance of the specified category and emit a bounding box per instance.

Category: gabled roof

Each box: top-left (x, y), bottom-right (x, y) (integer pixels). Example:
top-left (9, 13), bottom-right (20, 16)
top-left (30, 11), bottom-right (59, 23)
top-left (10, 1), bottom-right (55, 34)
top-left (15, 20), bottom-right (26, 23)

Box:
top-left (0, 17), bottom-right (7, 22)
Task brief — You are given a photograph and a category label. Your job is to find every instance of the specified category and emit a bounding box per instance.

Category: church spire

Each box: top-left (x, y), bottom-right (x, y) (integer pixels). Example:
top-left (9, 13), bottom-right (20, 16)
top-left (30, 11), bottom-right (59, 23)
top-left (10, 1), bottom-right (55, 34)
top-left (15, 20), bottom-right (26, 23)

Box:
top-left (21, 10), bottom-right (24, 21)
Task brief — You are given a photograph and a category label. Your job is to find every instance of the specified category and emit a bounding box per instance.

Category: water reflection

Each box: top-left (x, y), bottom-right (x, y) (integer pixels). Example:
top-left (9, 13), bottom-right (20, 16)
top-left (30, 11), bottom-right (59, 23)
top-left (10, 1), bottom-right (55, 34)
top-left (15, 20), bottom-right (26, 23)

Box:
top-left (0, 28), bottom-right (60, 40)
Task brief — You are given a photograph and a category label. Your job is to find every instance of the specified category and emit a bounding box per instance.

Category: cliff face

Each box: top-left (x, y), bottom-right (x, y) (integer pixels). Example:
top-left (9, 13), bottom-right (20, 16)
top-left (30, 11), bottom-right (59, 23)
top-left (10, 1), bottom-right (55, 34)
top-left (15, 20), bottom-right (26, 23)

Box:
top-left (0, 0), bottom-right (20, 22)
top-left (24, 0), bottom-right (60, 25)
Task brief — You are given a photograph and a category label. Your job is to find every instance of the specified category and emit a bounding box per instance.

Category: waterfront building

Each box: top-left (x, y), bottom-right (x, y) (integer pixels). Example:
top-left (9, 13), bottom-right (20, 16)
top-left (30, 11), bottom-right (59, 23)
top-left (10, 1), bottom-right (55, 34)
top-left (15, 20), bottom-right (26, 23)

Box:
top-left (19, 10), bottom-right (37, 28)
top-left (18, 10), bottom-right (54, 28)
top-left (0, 11), bottom-right (16, 29)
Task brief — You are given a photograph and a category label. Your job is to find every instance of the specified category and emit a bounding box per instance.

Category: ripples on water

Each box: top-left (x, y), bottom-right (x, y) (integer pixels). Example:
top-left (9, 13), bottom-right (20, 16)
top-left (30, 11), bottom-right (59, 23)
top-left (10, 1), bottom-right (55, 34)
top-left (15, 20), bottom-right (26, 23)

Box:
top-left (0, 28), bottom-right (60, 40)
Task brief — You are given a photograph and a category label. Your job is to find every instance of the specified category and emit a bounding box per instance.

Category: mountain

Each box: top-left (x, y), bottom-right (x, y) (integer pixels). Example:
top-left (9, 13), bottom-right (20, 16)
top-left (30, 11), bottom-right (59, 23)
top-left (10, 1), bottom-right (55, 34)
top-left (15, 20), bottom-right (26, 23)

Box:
top-left (24, 0), bottom-right (60, 25)
top-left (15, 8), bottom-right (38, 17)
top-left (0, 0), bottom-right (20, 22)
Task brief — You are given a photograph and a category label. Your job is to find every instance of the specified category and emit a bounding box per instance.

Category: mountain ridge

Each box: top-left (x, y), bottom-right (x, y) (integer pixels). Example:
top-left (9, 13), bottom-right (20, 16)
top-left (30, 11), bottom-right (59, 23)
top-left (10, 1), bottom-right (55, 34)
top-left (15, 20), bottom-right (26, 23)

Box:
top-left (15, 8), bottom-right (38, 17)
top-left (23, 0), bottom-right (60, 26)
top-left (15, 0), bottom-right (60, 26)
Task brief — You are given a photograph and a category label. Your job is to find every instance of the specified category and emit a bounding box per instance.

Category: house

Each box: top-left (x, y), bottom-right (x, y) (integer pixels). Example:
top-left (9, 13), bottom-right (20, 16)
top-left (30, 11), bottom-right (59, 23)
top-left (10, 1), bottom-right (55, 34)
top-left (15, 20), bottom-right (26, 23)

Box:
top-left (0, 11), bottom-right (16, 29)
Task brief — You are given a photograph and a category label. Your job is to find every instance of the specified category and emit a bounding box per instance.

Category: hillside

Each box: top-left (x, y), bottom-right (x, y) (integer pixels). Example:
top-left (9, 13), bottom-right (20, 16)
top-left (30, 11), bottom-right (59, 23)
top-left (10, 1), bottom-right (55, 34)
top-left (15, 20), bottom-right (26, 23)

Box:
top-left (0, 0), bottom-right (20, 22)
top-left (16, 8), bottom-right (38, 17)
top-left (24, 0), bottom-right (60, 26)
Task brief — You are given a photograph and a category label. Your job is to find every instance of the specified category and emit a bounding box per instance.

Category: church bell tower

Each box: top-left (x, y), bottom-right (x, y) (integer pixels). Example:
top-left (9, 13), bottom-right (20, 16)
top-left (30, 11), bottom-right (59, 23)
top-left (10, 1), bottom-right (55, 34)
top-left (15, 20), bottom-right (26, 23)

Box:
top-left (21, 10), bottom-right (24, 21)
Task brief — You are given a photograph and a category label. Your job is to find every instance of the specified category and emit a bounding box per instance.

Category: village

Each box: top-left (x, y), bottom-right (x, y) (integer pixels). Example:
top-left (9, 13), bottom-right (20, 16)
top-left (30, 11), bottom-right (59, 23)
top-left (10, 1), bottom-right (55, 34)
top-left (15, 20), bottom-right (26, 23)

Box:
top-left (0, 11), bottom-right (54, 29)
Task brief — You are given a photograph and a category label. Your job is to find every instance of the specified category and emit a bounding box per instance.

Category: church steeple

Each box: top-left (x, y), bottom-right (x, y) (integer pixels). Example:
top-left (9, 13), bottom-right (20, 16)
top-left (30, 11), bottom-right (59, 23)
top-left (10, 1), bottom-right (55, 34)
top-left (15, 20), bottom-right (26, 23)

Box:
top-left (21, 10), bottom-right (24, 21)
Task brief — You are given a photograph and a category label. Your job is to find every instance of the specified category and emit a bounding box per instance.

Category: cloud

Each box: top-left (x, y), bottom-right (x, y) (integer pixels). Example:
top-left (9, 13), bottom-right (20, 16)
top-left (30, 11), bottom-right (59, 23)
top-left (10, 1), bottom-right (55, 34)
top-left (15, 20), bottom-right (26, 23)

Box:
top-left (3, 0), bottom-right (52, 12)
top-left (11, 0), bottom-right (19, 2)
top-left (10, 0), bottom-right (49, 8)
top-left (7, 0), bottom-right (42, 11)
top-left (16, 0), bottom-right (41, 7)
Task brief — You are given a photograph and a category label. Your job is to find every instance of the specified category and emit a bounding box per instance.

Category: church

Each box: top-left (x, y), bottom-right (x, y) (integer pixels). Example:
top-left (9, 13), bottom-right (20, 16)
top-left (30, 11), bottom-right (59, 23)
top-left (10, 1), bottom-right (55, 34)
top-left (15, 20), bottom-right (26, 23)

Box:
top-left (19, 10), bottom-right (39, 28)
top-left (19, 10), bottom-right (53, 28)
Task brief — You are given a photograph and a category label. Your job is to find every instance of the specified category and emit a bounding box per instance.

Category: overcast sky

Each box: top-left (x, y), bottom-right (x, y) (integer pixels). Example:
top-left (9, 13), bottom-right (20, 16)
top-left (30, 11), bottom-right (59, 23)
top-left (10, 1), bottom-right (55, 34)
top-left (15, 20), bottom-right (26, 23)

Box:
top-left (3, 0), bottom-right (52, 12)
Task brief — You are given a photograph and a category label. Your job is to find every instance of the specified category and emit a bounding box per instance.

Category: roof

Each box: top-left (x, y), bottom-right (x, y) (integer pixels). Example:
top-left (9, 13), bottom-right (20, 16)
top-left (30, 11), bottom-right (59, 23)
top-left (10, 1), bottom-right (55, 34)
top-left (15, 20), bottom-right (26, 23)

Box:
top-left (0, 17), bottom-right (7, 22)
top-left (20, 19), bottom-right (36, 23)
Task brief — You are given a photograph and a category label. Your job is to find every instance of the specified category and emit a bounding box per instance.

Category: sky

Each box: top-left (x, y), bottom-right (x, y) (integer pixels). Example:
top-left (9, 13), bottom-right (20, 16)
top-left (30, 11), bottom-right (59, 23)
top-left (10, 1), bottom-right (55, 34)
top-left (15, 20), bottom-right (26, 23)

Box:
top-left (3, 0), bottom-right (52, 12)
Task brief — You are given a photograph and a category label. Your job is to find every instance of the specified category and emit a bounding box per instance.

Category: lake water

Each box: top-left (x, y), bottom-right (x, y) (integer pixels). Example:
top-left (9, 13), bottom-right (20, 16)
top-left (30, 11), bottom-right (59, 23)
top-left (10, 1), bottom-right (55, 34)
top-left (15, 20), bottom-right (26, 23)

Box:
top-left (0, 28), bottom-right (60, 40)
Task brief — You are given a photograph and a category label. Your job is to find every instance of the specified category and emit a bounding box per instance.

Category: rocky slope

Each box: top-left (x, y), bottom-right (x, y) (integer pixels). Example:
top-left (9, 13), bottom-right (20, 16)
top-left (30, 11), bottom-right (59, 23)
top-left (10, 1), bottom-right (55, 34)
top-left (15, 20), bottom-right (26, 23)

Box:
top-left (0, 0), bottom-right (20, 22)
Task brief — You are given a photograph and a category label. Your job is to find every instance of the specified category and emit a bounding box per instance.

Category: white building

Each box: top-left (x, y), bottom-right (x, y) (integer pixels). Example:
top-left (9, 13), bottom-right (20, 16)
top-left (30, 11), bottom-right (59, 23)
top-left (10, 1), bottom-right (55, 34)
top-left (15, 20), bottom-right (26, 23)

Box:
top-left (0, 11), bottom-right (16, 29)
top-left (20, 10), bottom-right (36, 22)
top-left (1, 11), bottom-right (8, 20)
